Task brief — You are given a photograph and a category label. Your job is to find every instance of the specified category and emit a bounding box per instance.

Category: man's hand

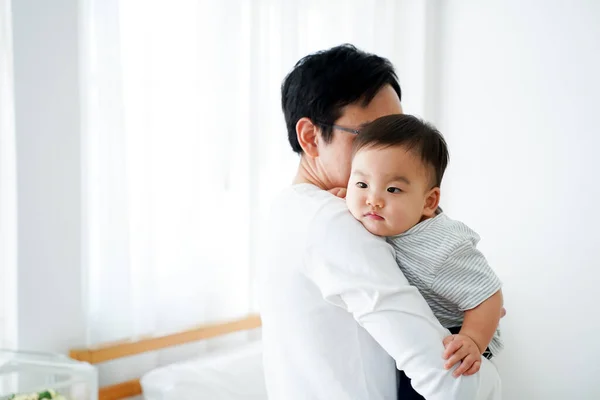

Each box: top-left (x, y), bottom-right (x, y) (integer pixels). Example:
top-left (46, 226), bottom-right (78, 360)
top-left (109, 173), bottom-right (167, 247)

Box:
top-left (328, 187), bottom-right (347, 198)
top-left (442, 334), bottom-right (482, 377)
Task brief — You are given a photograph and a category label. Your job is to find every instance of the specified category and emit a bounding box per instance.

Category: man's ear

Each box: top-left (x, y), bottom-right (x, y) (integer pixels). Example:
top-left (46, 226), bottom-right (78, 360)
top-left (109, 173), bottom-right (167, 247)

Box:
top-left (296, 118), bottom-right (319, 158)
top-left (423, 187), bottom-right (441, 218)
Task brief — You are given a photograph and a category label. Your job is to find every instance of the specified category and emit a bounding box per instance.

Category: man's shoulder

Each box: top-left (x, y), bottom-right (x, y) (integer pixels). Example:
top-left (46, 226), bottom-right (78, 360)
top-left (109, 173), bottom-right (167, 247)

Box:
top-left (271, 183), bottom-right (338, 217)
top-left (307, 193), bottom-right (385, 248)
top-left (271, 184), bottom-right (372, 235)
top-left (271, 184), bottom-right (389, 259)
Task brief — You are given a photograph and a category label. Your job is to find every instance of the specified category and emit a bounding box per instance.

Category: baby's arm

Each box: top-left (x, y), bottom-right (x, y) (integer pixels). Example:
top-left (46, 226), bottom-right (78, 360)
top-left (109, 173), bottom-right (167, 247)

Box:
top-left (432, 238), bottom-right (503, 377)
top-left (460, 289), bottom-right (503, 353)
top-left (442, 290), bottom-right (503, 376)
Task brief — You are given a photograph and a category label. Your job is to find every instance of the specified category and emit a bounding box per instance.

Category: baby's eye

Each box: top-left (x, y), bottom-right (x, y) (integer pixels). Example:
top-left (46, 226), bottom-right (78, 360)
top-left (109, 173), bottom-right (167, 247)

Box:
top-left (387, 187), bottom-right (402, 194)
top-left (356, 182), bottom-right (367, 189)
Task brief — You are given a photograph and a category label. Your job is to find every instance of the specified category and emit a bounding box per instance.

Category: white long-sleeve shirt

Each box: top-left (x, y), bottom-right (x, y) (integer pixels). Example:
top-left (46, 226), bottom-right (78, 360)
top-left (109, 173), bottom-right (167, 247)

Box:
top-left (259, 184), bottom-right (501, 400)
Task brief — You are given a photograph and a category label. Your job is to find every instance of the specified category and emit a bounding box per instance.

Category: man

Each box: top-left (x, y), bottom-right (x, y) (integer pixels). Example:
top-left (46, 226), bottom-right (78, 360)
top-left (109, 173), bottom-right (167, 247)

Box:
top-left (259, 44), bottom-right (501, 399)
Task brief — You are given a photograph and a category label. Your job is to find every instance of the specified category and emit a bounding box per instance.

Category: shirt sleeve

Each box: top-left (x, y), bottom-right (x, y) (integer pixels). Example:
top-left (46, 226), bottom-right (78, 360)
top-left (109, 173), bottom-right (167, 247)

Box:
top-left (431, 239), bottom-right (502, 311)
top-left (303, 197), bottom-right (499, 400)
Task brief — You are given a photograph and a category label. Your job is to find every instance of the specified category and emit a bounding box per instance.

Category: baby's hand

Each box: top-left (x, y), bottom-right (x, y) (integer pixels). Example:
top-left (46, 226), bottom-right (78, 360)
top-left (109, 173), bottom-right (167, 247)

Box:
top-left (328, 187), bottom-right (347, 198)
top-left (442, 334), bottom-right (482, 377)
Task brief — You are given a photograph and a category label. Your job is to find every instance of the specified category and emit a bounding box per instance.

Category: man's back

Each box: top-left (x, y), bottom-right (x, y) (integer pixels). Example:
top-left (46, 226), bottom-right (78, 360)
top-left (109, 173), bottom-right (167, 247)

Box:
top-left (259, 183), bottom-right (502, 400)
top-left (259, 183), bottom-right (397, 399)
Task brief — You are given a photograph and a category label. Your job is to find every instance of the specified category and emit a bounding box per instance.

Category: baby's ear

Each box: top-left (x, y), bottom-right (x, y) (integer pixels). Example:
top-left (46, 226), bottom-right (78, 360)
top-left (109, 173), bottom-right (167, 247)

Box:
top-left (423, 187), bottom-right (441, 217)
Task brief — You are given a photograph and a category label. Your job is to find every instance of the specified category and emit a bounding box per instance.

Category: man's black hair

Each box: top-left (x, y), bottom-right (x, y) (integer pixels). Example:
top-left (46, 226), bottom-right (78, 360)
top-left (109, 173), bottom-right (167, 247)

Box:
top-left (281, 44), bottom-right (401, 154)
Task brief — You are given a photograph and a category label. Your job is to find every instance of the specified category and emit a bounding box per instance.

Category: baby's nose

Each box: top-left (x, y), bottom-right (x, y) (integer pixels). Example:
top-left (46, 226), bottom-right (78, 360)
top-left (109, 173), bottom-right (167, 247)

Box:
top-left (366, 193), bottom-right (384, 208)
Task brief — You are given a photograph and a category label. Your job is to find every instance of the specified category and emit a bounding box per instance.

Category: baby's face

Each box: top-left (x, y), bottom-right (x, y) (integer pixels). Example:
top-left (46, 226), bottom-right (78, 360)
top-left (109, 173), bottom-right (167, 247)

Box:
top-left (346, 145), bottom-right (438, 236)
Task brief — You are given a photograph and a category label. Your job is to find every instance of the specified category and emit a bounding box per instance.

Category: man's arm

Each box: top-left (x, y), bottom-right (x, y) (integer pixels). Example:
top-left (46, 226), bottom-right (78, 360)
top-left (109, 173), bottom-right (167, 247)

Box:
top-left (304, 198), bottom-right (500, 400)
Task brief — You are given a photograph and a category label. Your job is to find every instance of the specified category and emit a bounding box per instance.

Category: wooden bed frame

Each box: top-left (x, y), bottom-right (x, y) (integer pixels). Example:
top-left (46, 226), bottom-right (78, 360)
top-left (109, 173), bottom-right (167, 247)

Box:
top-left (69, 314), bottom-right (262, 400)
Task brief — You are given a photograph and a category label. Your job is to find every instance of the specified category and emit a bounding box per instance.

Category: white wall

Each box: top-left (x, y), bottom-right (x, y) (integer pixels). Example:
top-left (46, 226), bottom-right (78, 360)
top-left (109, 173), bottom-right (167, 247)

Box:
top-left (0, 0), bottom-right (18, 350)
top-left (12, 0), bottom-right (86, 353)
top-left (435, 1), bottom-right (600, 398)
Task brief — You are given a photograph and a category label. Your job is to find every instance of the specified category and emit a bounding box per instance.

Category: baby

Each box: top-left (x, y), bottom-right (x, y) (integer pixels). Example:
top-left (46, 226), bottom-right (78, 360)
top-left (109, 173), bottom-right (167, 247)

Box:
top-left (343, 114), bottom-right (504, 398)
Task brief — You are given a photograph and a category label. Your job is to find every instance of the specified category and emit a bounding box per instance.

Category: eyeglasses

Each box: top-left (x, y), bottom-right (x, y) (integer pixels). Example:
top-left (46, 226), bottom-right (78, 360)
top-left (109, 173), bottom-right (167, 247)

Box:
top-left (316, 122), bottom-right (362, 136)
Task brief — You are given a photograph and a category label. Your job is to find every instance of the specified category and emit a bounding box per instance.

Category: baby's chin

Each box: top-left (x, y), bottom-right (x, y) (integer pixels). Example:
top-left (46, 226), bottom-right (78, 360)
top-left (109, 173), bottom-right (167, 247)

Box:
top-left (359, 219), bottom-right (394, 237)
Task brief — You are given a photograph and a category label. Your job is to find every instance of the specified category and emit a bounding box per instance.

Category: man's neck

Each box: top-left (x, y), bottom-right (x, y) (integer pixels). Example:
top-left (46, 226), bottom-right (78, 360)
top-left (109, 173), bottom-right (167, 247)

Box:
top-left (293, 157), bottom-right (327, 190)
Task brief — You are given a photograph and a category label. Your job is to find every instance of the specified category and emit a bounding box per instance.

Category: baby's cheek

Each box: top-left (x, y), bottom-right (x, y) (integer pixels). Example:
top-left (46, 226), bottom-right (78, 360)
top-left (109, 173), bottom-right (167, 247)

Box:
top-left (388, 210), bottom-right (411, 234)
top-left (346, 197), bottom-right (357, 215)
top-left (345, 192), bottom-right (360, 217)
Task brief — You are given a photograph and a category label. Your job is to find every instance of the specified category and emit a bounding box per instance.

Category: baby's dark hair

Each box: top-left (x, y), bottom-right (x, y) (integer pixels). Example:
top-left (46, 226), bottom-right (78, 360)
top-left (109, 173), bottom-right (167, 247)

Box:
top-left (352, 114), bottom-right (449, 188)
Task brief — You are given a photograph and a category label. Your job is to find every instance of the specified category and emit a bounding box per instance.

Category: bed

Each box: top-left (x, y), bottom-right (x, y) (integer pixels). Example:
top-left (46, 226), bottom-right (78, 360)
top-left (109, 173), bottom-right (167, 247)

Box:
top-left (69, 315), bottom-right (264, 400)
top-left (142, 339), bottom-right (265, 400)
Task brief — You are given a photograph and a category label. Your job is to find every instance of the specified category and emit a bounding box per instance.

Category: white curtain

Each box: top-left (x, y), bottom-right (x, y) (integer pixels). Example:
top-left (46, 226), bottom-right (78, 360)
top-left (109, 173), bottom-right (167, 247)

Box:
top-left (81, 0), bottom-right (432, 384)
top-left (0, 0), bottom-right (17, 351)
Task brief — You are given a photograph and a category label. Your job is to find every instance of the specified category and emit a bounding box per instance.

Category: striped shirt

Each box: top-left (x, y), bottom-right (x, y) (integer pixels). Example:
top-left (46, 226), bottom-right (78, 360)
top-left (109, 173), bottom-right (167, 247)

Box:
top-left (387, 213), bottom-right (504, 356)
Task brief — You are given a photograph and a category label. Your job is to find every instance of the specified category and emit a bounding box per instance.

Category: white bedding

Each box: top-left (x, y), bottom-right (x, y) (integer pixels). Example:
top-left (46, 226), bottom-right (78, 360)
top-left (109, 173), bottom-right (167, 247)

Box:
top-left (141, 340), bottom-right (267, 400)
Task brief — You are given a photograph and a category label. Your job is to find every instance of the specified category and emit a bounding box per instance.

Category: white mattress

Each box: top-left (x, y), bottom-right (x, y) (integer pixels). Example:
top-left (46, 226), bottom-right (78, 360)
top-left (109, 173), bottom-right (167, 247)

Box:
top-left (141, 340), bottom-right (267, 400)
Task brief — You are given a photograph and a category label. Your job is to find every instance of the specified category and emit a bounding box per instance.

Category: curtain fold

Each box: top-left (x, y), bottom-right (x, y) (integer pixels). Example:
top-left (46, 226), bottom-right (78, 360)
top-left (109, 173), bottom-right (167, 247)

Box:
top-left (81, 0), bottom-right (432, 385)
